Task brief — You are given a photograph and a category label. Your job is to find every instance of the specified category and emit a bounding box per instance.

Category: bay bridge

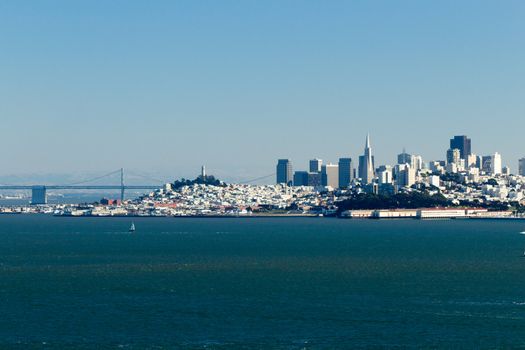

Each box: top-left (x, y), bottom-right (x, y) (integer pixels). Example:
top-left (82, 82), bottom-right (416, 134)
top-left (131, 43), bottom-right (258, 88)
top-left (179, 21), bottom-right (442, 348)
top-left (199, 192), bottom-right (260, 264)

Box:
top-left (0, 169), bottom-right (162, 205)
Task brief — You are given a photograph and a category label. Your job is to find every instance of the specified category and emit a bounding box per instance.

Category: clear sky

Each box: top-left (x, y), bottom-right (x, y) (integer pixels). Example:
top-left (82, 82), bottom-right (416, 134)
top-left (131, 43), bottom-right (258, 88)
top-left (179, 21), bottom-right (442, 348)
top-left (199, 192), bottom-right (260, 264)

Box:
top-left (1, 1), bottom-right (524, 183)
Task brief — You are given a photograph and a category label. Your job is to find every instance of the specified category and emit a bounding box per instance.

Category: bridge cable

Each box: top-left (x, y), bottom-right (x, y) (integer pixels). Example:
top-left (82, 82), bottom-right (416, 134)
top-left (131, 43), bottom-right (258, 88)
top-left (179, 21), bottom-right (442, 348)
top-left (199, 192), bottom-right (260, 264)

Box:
top-left (125, 170), bottom-right (166, 184)
top-left (59, 169), bottom-right (123, 186)
top-left (239, 173), bottom-right (276, 184)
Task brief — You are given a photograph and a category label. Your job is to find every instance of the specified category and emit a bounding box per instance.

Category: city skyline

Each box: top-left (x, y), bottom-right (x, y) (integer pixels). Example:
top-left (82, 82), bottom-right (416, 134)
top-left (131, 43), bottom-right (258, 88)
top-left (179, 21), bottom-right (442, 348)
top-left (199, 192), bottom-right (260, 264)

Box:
top-left (0, 131), bottom-right (522, 185)
top-left (277, 133), bottom-right (524, 189)
top-left (1, 1), bottom-right (525, 177)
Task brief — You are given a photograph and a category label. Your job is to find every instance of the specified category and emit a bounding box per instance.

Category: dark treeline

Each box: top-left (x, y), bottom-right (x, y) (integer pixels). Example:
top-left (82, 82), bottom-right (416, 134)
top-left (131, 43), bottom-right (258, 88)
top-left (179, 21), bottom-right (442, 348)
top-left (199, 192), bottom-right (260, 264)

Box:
top-left (171, 175), bottom-right (225, 189)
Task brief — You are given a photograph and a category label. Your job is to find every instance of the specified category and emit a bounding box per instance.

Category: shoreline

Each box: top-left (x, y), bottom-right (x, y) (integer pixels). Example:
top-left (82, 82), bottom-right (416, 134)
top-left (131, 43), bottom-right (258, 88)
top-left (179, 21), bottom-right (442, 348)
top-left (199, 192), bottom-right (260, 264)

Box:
top-left (1, 212), bottom-right (524, 220)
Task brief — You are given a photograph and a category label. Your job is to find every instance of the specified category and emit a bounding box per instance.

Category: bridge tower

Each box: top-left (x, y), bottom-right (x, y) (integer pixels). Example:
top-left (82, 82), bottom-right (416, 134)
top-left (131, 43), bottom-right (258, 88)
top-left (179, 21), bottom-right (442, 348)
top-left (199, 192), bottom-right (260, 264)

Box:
top-left (120, 168), bottom-right (125, 202)
top-left (31, 186), bottom-right (47, 205)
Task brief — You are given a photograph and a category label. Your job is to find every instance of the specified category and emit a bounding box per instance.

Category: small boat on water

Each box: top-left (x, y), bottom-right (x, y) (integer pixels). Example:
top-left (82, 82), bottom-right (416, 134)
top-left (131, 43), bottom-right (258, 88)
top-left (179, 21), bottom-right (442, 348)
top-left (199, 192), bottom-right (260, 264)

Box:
top-left (129, 222), bottom-right (136, 233)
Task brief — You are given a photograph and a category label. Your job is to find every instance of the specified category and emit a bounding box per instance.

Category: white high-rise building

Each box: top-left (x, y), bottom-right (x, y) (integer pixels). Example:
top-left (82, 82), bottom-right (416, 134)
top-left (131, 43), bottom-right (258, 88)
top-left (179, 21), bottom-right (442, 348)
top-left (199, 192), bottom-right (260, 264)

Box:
top-left (377, 165), bottom-right (393, 184)
top-left (429, 175), bottom-right (441, 188)
top-left (412, 155), bottom-right (424, 170)
top-left (491, 152), bottom-right (502, 175)
top-left (396, 164), bottom-right (416, 188)
top-left (467, 154), bottom-right (478, 168)
top-left (359, 134), bottom-right (375, 184)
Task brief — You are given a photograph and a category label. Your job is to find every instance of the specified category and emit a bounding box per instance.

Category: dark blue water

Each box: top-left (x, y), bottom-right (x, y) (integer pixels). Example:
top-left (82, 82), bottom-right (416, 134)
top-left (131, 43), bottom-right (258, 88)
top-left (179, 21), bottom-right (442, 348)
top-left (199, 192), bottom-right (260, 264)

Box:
top-left (1, 216), bottom-right (525, 348)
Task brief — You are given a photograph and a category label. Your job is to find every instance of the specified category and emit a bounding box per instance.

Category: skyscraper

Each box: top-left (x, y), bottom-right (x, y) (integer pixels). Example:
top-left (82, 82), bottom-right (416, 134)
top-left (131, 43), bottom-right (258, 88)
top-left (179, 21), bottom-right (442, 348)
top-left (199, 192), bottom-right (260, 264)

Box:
top-left (293, 171), bottom-right (309, 186)
top-left (377, 165), bottom-right (393, 184)
top-left (491, 152), bottom-right (502, 175)
top-left (450, 135), bottom-right (472, 159)
top-left (358, 134), bottom-right (375, 184)
top-left (276, 159), bottom-right (292, 185)
top-left (519, 158), bottom-right (525, 176)
top-left (309, 159), bottom-right (322, 173)
top-left (338, 158), bottom-right (353, 188)
top-left (321, 163), bottom-right (339, 188)
top-left (446, 148), bottom-right (461, 165)
top-left (481, 156), bottom-right (492, 174)
top-left (397, 149), bottom-right (411, 165)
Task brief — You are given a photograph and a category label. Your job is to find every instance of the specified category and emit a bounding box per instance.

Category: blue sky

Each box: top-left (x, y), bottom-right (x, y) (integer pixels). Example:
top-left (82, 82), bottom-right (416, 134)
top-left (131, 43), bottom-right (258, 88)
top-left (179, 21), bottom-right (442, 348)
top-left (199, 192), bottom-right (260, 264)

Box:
top-left (0, 1), bottom-right (524, 182)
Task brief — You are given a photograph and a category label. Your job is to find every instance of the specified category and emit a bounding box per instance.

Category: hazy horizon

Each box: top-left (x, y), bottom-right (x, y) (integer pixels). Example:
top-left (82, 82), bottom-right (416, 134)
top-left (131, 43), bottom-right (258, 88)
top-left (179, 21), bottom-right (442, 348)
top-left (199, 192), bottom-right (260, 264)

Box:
top-left (1, 1), bottom-right (524, 182)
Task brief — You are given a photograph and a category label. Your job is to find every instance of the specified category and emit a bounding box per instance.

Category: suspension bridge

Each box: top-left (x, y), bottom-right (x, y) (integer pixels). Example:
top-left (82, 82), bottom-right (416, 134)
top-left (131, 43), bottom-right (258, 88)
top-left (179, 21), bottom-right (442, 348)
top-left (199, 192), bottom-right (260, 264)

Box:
top-left (0, 169), bottom-right (162, 205)
top-left (0, 169), bottom-right (278, 205)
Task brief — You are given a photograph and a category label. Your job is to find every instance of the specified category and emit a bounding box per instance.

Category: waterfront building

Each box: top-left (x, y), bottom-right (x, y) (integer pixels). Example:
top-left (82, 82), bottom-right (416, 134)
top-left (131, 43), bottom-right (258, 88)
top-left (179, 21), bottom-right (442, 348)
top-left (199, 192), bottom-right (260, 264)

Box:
top-left (519, 158), bottom-right (525, 176)
top-left (309, 159), bottom-right (322, 173)
top-left (358, 134), bottom-right (375, 184)
top-left (491, 152), bottom-right (502, 175)
top-left (276, 159), bottom-right (293, 185)
top-left (338, 158), bottom-right (353, 188)
top-left (450, 135), bottom-right (472, 159)
top-left (321, 163), bottom-right (339, 188)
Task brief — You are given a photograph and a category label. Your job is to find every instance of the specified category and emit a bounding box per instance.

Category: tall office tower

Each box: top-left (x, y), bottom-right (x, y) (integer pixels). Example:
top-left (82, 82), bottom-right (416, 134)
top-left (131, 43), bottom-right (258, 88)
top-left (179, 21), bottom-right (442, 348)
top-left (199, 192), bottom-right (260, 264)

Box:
top-left (293, 171), bottom-right (309, 186)
top-left (358, 134), bottom-right (375, 184)
top-left (397, 149), bottom-right (411, 165)
top-left (519, 158), bottom-right (525, 176)
top-left (450, 135), bottom-right (472, 159)
top-left (412, 155), bottom-right (424, 170)
top-left (476, 155), bottom-right (483, 169)
top-left (338, 158), bottom-right (353, 188)
top-left (276, 159), bottom-right (293, 185)
top-left (481, 156), bottom-right (492, 174)
top-left (377, 165), bottom-right (393, 184)
top-left (321, 163), bottom-right (339, 188)
top-left (446, 148), bottom-right (461, 165)
top-left (491, 152), bottom-right (502, 175)
top-left (307, 172), bottom-right (322, 187)
top-left (309, 159), bottom-right (322, 173)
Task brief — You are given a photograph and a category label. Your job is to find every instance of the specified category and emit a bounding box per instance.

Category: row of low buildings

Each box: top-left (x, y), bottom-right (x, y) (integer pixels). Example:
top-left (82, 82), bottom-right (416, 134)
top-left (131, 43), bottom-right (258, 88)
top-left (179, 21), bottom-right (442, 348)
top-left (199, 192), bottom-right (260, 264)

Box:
top-left (341, 208), bottom-right (513, 219)
top-left (52, 183), bottom-right (337, 217)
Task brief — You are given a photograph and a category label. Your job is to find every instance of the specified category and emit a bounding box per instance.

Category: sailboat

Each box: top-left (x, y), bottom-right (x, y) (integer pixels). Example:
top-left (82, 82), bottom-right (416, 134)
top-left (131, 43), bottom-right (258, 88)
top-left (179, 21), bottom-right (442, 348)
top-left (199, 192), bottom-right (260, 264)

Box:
top-left (129, 222), bottom-right (136, 233)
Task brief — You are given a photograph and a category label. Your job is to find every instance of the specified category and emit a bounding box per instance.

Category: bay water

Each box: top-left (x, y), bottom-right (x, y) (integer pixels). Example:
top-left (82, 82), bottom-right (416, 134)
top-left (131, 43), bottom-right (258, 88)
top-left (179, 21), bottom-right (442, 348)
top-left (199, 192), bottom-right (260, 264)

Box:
top-left (1, 216), bottom-right (524, 348)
